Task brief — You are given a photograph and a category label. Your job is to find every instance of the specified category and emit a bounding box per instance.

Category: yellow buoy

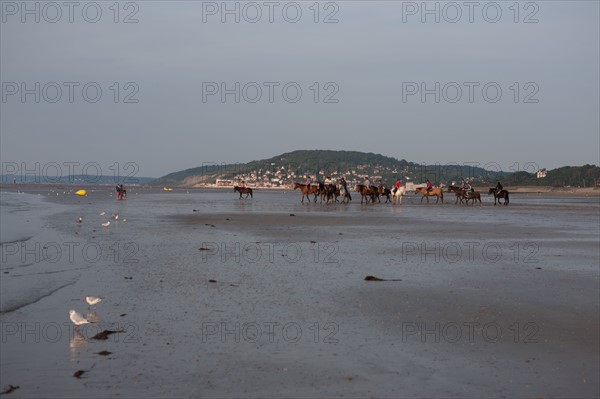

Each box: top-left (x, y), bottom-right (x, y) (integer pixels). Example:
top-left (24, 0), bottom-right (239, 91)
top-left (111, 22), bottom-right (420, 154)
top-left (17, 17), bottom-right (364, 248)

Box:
top-left (75, 189), bottom-right (87, 196)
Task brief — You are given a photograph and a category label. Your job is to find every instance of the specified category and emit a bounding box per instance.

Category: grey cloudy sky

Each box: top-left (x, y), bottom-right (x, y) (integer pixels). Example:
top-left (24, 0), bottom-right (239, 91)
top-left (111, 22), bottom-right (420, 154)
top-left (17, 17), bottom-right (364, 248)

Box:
top-left (1, 1), bottom-right (598, 178)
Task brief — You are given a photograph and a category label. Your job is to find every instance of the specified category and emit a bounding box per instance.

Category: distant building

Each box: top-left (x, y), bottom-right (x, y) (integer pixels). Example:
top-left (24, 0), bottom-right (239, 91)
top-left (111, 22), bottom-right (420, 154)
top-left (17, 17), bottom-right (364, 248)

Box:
top-left (536, 169), bottom-right (547, 178)
top-left (216, 179), bottom-right (233, 186)
top-left (405, 182), bottom-right (425, 191)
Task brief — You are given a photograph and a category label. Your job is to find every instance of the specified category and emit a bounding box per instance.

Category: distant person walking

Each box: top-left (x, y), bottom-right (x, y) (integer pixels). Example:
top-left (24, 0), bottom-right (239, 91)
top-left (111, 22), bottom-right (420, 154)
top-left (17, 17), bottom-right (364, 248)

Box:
top-left (340, 176), bottom-right (351, 201)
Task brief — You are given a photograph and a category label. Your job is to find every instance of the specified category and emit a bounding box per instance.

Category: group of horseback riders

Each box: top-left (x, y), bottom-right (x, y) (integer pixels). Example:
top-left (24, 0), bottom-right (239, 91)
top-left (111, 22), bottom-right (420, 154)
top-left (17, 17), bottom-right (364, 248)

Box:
top-left (306, 175), bottom-right (353, 202)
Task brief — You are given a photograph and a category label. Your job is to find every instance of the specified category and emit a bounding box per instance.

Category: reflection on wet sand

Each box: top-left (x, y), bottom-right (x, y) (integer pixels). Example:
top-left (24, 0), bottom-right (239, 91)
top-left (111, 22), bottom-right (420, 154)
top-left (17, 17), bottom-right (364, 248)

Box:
top-left (69, 331), bottom-right (86, 357)
top-left (86, 311), bottom-right (101, 324)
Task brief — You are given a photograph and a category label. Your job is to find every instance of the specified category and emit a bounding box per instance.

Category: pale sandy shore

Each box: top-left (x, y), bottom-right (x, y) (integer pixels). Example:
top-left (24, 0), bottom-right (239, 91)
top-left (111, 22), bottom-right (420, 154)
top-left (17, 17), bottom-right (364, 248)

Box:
top-left (0, 186), bottom-right (598, 398)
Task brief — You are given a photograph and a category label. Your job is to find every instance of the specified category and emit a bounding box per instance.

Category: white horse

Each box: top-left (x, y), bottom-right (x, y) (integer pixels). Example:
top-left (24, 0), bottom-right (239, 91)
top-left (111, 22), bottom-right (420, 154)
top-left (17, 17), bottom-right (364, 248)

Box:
top-left (337, 183), bottom-right (351, 203)
top-left (391, 187), bottom-right (406, 204)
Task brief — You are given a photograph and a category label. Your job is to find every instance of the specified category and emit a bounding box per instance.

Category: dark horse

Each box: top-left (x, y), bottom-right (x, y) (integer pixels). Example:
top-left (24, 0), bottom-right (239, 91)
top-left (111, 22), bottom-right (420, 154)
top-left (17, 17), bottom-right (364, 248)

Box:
top-left (447, 185), bottom-right (467, 204)
top-left (234, 186), bottom-right (253, 199)
top-left (448, 185), bottom-right (482, 206)
top-left (465, 190), bottom-right (482, 206)
top-left (356, 184), bottom-right (379, 204)
top-left (320, 184), bottom-right (337, 204)
top-left (378, 187), bottom-right (392, 203)
top-left (293, 183), bottom-right (319, 203)
top-left (489, 188), bottom-right (509, 206)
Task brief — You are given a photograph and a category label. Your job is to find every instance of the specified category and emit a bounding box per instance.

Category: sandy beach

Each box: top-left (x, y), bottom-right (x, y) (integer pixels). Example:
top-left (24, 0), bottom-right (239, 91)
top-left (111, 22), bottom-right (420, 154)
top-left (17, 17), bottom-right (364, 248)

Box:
top-left (1, 185), bottom-right (598, 398)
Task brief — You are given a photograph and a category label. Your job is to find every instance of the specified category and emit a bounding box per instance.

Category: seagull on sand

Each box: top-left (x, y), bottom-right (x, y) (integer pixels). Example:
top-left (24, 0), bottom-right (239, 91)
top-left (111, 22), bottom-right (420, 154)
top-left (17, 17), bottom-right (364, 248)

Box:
top-left (101, 221), bottom-right (110, 228)
top-left (99, 212), bottom-right (106, 216)
top-left (85, 296), bottom-right (102, 308)
top-left (69, 310), bottom-right (90, 328)
top-left (77, 217), bottom-right (83, 224)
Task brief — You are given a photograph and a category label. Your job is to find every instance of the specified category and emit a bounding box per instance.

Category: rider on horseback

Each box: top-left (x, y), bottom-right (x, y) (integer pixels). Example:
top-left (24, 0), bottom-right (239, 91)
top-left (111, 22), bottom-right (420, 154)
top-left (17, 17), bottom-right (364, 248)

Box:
top-left (463, 179), bottom-right (473, 197)
top-left (426, 179), bottom-right (433, 192)
top-left (495, 181), bottom-right (503, 193)
top-left (240, 180), bottom-right (246, 188)
top-left (393, 179), bottom-right (401, 194)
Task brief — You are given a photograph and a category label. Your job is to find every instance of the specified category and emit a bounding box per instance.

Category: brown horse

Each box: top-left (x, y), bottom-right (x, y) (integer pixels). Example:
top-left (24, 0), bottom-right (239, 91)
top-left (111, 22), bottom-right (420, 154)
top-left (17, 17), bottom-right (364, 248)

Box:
top-left (356, 184), bottom-right (378, 204)
top-left (465, 190), bottom-right (482, 206)
top-left (448, 186), bottom-right (481, 206)
top-left (447, 185), bottom-right (467, 204)
top-left (414, 187), bottom-right (444, 204)
top-left (234, 186), bottom-right (253, 199)
top-left (293, 183), bottom-right (319, 203)
top-left (489, 188), bottom-right (510, 206)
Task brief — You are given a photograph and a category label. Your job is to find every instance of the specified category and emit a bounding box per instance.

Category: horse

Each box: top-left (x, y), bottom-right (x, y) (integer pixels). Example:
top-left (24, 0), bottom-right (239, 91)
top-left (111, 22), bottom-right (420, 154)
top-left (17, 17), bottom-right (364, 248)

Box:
top-left (448, 185), bottom-right (482, 206)
top-left (378, 187), bottom-right (392, 203)
top-left (465, 190), bottom-right (482, 206)
top-left (234, 186), bottom-right (253, 199)
top-left (391, 186), bottom-right (406, 205)
top-left (355, 184), bottom-right (378, 204)
top-left (414, 187), bottom-right (444, 204)
top-left (489, 188), bottom-right (510, 206)
top-left (321, 184), bottom-right (337, 204)
top-left (337, 183), bottom-right (352, 203)
top-left (293, 183), bottom-right (319, 203)
top-left (447, 185), bottom-right (467, 205)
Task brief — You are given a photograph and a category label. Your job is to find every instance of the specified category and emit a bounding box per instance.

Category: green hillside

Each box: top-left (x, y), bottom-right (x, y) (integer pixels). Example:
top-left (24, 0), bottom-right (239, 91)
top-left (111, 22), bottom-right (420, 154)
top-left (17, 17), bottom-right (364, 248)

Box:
top-left (503, 164), bottom-right (600, 187)
top-left (153, 150), bottom-right (599, 188)
top-left (152, 150), bottom-right (504, 187)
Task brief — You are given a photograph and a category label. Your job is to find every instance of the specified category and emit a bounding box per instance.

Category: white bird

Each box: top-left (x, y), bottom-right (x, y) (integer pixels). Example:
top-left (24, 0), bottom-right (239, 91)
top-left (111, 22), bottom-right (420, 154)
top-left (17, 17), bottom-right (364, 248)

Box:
top-left (77, 217), bottom-right (83, 223)
top-left (100, 212), bottom-right (106, 216)
top-left (69, 310), bottom-right (90, 326)
top-left (101, 221), bottom-right (110, 228)
top-left (114, 214), bottom-right (119, 220)
top-left (85, 296), bottom-right (102, 307)
top-left (123, 218), bottom-right (127, 222)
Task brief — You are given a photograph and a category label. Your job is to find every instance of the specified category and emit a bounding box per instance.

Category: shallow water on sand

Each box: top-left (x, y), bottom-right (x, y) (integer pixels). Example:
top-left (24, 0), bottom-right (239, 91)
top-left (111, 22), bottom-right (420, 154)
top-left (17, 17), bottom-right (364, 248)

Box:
top-left (1, 186), bottom-right (598, 398)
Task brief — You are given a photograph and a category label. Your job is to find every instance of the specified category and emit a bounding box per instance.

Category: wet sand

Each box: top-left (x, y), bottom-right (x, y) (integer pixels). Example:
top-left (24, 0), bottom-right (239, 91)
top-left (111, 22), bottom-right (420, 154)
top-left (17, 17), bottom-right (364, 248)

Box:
top-left (1, 185), bottom-right (598, 398)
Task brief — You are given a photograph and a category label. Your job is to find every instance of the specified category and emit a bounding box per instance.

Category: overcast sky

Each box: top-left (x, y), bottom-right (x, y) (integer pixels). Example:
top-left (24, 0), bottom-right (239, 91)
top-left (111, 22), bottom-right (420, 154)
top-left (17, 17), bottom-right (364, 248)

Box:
top-left (1, 1), bottom-right (598, 178)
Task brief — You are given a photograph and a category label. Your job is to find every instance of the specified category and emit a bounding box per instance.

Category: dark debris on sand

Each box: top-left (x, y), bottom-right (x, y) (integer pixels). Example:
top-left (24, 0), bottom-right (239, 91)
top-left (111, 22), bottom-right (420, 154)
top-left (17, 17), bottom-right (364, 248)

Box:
top-left (96, 350), bottom-right (112, 356)
top-left (91, 329), bottom-right (126, 340)
top-left (364, 275), bottom-right (402, 282)
top-left (73, 370), bottom-right (86, 379)
top-left (0, 385), bottom-right (20, 395)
